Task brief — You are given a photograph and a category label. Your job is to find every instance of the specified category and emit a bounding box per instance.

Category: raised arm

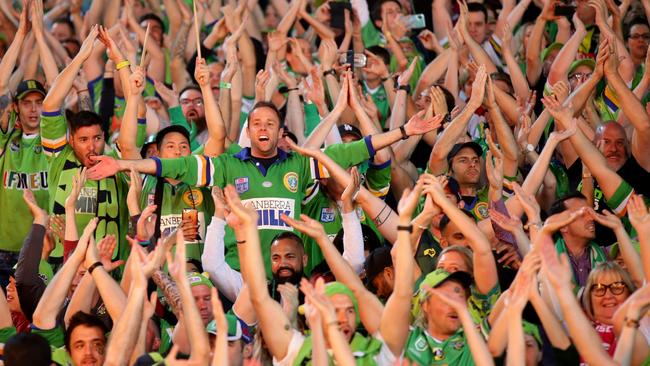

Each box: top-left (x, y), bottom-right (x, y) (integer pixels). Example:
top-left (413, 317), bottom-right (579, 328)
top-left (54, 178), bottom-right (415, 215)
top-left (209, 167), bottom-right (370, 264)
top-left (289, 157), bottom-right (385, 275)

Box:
top-left (168, 230), bottom-right (211, 364)
top-left (118, 67), bottom-right (146, 160)
top-left (380, 184), bottom-right (421, 355)
top-left (546, 14), bottom-right (586, 87)
top-left (423, 174), bottom-right (498, 295)
top-left (603, 39), bottom-right (650, 171)
top-left (103, 247), bottom-right (147, 366)
top-left (42, 26), bottom-right (99, 113)
top-left (32, 219), bottom-right (97, 330)
top-left (0, 1), bottom-right (28, 131)
top-left (429, 66), bottom-right (486, 174)
top-left (543, 94), bottom-right (629, 209)
top-left (195, 58), bottom-right (227, 156)
top-left (31, 0), bottom-right (58, 87)
top-left (224, 186), bottom-right (295, 361)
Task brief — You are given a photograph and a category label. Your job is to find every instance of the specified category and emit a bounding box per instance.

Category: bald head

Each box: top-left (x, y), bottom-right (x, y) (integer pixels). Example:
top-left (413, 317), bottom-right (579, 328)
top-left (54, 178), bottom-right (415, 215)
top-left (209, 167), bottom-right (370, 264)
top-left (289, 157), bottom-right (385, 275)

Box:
top-left (596, 121), bottom-right (629, 171)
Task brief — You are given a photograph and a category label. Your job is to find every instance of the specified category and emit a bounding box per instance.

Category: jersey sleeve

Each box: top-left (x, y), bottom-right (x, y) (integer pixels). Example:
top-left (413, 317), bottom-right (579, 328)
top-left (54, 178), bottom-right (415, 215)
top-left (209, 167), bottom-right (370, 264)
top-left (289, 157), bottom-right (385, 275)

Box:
top-left (366, 160), bottom-right (391, 198)
top-left (153, 154), bottom-right (224, 187)
top-left (605, 179), bottom-right (634, 215)
top-left (40, 111), bottom-right (68, 158)
top-left (322, 137), bottom-right (373, 169)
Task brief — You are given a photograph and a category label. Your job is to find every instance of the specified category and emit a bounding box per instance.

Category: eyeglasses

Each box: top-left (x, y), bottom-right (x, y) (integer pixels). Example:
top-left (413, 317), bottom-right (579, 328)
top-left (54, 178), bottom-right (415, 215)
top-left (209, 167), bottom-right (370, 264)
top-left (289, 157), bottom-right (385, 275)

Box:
top-left (569, 72), bottom-right (592, 81)
top-left (180, 98), bottom-right (204, 106)
top-left (629, 34), bottom-right (650, 41)
top-left (590, 281), bottom-right (627, 297)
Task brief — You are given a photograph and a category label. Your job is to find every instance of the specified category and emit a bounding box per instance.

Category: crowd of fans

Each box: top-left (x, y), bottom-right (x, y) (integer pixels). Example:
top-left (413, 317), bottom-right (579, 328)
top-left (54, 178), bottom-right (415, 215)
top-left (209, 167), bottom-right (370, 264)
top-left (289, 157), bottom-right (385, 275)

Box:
top-left (1, 0), bottom-right (650, 364)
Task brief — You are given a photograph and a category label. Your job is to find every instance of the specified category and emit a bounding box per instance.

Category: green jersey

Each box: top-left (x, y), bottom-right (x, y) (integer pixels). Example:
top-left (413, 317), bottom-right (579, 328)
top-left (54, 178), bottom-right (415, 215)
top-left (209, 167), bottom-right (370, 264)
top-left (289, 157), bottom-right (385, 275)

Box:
top-left (140, 175), bottom-right (214, 260)
top-left (0, 115), bottom-right (50, 251)
top-left (404, 327), bottom-right (475, 366)
top-left (41, 111), bottom-right (130, 261)
top-left (362, 83), bottom-right (390, 129)
top-left (154, 138), bottom-right (375, 277)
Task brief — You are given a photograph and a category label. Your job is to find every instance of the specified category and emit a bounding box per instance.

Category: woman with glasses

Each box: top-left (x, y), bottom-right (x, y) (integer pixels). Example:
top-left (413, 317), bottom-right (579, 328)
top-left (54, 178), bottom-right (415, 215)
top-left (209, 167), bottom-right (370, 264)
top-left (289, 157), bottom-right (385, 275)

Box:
top-left (546, 259), bottom-right (650, 365)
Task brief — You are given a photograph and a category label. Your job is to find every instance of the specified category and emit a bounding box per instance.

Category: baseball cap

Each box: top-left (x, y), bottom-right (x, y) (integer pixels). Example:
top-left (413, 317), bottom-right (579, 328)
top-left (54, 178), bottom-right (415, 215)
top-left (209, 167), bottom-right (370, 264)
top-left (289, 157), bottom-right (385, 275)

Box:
top-left (447, 142), bottom-right (483, 164)
top-left (15, 80), bottom-right (46, 100)
top-left (338, 124), bottom-right (362, 140)
top-left (445, 176), bottom-right (462, 202)
top-left (206, 314), bottom-right (252, 343)
top-left (569, 58), bottom-right (596, 75)
top-left (417, 268), bottom-right (473, 303)
top-left (541, 42), bottom-right (563, 62)
top-left (155, 125), bottom-right (191, 147)
top-left (187, 272), bottom-right (214, 288)
top-left (363, 246), bottom-right (393, 286)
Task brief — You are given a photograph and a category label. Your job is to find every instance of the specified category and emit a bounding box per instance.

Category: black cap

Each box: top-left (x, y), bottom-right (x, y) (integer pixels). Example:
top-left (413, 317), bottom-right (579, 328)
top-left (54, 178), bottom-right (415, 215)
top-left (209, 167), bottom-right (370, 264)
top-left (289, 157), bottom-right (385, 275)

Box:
top-left (15, 80), bottom-right (46, 100)
top-left (338, 124), bottom-right (362, 140)
top-left (155, 125), bottom-right (191, 147)
top-left (447, 142), bottom-right (483, 163)
top-left (363, 246), bottom-right (393, 286)
top-left (445, 176), bottom-right (462, 202)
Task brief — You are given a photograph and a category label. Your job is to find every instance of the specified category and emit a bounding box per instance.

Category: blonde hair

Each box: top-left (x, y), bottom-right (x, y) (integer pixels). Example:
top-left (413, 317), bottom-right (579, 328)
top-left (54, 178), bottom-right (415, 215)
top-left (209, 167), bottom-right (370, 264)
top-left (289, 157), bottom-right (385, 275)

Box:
top-left (581, 261), bottom-right (636, 320)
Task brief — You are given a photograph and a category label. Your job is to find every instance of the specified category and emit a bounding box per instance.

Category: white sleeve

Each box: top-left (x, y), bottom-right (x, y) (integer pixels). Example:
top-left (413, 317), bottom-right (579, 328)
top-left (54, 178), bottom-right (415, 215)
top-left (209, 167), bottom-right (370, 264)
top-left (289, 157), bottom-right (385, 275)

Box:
top-left (340, 209), bottom-right (365, 274)
top-left (351, 0), bottom-right (370, 26)
top-left (371, 332), bottom-right (399, 366)
top-left (272, 330), bottom-right (306, 366)
top-left (201, 217), bottom-right (243, 302)
top-left (238, 121), bottom-right (252, 148)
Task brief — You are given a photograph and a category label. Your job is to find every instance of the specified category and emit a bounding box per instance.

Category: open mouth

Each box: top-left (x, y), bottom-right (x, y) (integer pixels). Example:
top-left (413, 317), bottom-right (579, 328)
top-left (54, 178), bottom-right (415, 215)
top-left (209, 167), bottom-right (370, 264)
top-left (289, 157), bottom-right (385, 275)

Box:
top-left (259, 135), bottom-right (270, 142)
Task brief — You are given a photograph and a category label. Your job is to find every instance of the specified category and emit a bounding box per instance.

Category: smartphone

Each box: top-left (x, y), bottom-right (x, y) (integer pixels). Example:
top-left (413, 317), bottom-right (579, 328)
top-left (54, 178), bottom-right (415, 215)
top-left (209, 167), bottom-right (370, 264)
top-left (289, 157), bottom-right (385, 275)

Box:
top-left (338, 51), bottom-right (367, 68)
top-left (329, 1), bottom-right (352, 29)
top-left (554, 4), bottom-right (576, 18)
top-left (182, 208), bottom-right (198, 240)
top-left (402, 14), bottom-right (426, 30)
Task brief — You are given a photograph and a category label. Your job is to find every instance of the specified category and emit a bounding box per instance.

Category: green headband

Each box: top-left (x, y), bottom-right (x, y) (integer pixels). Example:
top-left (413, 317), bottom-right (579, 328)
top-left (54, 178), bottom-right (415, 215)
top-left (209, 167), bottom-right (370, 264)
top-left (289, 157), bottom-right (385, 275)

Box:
top-left (324, 282), bottom-right (359, 327)
top-left (187, 272), bottom-right (214, 288)
top-left (523, 321), bottom-right (542, 348)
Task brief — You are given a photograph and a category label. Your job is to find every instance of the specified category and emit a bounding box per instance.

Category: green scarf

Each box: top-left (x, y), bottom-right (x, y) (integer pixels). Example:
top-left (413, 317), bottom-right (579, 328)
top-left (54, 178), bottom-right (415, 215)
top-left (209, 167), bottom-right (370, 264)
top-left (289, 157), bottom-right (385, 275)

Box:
top-left (555, 237), bottom-right (608, 292)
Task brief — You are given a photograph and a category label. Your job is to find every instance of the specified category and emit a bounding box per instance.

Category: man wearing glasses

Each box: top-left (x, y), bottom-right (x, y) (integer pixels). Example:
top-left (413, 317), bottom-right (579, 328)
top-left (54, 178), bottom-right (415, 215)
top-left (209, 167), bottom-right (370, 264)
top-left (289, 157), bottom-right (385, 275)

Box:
top-left (171, 85), bottom-right (208, 151)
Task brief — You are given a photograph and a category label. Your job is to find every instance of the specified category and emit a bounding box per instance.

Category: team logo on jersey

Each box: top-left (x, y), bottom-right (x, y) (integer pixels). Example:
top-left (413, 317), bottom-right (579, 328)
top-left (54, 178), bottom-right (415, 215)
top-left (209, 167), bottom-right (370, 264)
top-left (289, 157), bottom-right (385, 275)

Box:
top-left (423, 248), bottom-right (437, 258)
top-left (433, 348), bottom-right (445, 360)
top-left (33, 145), bottom-right (42, 154)
top-left (473, 201), bottom-right (489, 219)
top-left (414, 337), bottom-right (428, 352)
top-left (9, 140), bottom-right (19, 152)
top-left (262, 181), bottom-right (272, 188)
top-left (235, 177), bottom-right (249, 193)
top-left (182, 189), bottom-right (204, 207)
top-left (147, 193), bottom-right (155, 206)
top-left (320, 207), bottom-right (336, 223)
top-left (283, 172), bottom-right (299, 193)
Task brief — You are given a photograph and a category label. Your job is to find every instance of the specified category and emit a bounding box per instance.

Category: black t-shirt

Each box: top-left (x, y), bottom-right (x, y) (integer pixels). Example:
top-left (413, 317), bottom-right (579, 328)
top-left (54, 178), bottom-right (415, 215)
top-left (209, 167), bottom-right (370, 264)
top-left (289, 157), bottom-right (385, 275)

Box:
top-left (617, 155), bottom-right (650, 198)
top-left (251, 155), bottom-right (280, 172)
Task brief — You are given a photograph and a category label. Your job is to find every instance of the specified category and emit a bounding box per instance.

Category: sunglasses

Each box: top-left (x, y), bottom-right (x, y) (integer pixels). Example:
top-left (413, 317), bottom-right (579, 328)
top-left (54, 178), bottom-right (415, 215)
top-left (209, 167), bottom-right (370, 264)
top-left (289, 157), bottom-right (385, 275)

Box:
top-left (590, 281), bottom-right (627, 297)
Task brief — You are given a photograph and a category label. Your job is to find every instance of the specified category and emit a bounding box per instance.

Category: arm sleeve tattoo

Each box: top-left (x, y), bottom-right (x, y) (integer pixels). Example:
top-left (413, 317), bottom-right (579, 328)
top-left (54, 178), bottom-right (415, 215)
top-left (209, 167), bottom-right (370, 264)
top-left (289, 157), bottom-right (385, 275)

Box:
top-left (152, 270), bottom-right (183, 316)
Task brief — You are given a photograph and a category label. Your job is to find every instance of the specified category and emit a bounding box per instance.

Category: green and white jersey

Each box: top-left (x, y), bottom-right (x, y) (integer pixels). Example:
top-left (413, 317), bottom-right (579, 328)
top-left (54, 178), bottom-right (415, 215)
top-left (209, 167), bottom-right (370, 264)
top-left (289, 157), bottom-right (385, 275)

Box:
top-left (154, 138), bottom-right (375, 277)
top-left (0, 115), bottom-right (50, 252)
top-left (404, 327), bottom-right (475, 366)
top-left (140, 176), bottom-right (214, 260)
top-left (41, 111), bottom-right (130, 261)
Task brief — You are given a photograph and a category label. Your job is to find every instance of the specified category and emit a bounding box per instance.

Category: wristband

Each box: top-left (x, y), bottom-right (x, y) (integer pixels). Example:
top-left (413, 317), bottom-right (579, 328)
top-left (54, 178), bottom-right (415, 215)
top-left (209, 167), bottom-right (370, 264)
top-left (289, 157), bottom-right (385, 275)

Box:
top-left (323, 69), bottom-right (337, 77)
top-left (88, 261), bottom-right (103, 274)
top-left (380, 75), bottom-right (391, 83)
top-left (137, 238), bottom-right (150, 247)
top-left (397, 225), bottom-right (413, 233)
top-left (219, 81), bottom-right (232, 90)
top-left (399, 125), bottom-right (409, 140)
top-left (625, 317), bottom-right (640, 329)
top-left (396, 83), bottom-right (411, 94)
top-left (77, 89), bottom-right (88, 93)
top-left (236, 239), bottom-right (246, 244)
top-left (116, 60), bottom-right (131, 70)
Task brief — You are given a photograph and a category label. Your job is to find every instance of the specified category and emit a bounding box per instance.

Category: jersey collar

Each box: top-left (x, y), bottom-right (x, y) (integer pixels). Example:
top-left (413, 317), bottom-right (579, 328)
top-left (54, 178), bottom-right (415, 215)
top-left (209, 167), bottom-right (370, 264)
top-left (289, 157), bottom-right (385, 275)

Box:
top-left (234, 147), bottom-right (288, 163)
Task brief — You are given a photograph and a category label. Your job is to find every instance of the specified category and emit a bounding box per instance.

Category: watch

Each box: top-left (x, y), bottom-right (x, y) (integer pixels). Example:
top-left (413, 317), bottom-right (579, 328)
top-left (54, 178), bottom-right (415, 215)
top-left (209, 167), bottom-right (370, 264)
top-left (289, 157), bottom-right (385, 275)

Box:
top-left (525, 144), bottom-right (535, 153)
top-left (399, 125), bottom-right (409, 140)
top-left (394, 79), bottom-right (411, 93)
